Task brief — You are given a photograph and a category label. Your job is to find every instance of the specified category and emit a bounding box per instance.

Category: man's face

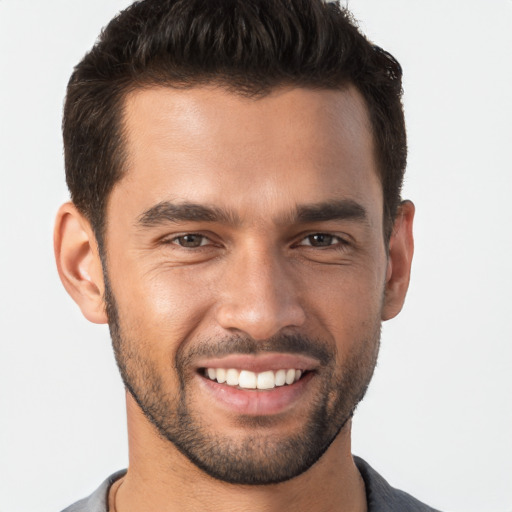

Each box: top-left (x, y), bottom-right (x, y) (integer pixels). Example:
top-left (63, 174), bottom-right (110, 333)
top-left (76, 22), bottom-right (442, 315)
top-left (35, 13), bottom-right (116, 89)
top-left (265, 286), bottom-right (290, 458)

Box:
top-left (104, 85), bottom-right (389, 484)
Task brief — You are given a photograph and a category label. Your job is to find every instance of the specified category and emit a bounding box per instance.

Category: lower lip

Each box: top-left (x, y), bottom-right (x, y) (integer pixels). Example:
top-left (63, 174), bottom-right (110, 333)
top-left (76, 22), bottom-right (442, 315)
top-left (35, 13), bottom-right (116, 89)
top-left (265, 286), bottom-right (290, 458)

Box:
top-left (197, 372), bottom-right (314, 416)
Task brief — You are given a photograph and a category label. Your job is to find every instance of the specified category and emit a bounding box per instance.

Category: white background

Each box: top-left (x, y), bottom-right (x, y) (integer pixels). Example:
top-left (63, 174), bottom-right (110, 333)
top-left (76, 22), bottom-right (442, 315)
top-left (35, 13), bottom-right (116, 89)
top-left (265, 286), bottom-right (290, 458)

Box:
top-left (0, 1), bottom-right (511, 511)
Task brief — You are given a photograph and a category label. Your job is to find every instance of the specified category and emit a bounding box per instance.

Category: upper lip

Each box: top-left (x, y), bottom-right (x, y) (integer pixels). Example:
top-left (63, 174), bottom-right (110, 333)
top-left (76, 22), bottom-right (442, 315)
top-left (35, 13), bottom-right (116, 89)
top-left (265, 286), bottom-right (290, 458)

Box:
top-left (195, 353), bottom-right (320, 373)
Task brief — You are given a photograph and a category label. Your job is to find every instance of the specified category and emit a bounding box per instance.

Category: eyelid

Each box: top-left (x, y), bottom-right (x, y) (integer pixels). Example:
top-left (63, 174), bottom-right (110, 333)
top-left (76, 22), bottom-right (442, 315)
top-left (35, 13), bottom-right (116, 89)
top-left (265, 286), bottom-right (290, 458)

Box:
top-left (158, 231), bottom-right (351, 249)
top-left (295, 232), bottom-right (350, 247)
top-left (175, 234), bottom-right (209, 247)
top-left (160, 232), bottom-right (215, 247)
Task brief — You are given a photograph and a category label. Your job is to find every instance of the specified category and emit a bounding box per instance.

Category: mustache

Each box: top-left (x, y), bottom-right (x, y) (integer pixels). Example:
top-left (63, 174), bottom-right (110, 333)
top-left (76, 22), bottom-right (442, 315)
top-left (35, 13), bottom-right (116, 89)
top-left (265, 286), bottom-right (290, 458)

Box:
top-left (179, 333), bottom-right (333, 367)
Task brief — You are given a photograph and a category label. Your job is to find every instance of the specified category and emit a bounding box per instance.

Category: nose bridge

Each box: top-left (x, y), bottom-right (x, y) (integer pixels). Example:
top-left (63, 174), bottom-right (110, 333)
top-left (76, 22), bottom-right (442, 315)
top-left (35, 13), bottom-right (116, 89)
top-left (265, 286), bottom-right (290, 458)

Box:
top-left (215, 240), bottom-right (306, 340)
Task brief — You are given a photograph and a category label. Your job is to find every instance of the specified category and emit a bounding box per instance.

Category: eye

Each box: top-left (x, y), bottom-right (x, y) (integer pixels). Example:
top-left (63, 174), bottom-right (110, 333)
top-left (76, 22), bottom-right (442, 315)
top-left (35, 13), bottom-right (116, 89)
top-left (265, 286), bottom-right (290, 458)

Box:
top-left (298, 233), bottom-right (346, 248)
top-left (171, 234), bottom-right (210, 248)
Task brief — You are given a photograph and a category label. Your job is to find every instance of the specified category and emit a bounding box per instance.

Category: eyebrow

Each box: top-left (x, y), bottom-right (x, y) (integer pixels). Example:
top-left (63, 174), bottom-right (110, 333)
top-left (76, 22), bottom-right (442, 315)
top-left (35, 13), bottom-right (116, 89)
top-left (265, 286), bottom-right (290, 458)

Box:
top-left (136, 199), bottom-right (368, 228)
top-left (295, 199), bottom-right (368, 225)
top-left (137, 201), bottom-right (240, 227)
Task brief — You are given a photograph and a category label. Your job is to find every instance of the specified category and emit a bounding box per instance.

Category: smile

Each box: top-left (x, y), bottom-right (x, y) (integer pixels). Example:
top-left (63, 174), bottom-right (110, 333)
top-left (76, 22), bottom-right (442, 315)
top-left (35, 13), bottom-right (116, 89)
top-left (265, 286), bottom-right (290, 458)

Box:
top-left (195, 353), bottom-right (319, 415)
top-left (203, 368), bottom-right (304, 389)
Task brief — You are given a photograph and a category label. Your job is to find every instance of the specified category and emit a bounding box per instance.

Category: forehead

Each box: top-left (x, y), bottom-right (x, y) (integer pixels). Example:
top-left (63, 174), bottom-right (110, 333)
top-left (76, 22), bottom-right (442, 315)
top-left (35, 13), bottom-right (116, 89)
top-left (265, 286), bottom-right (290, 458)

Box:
top-left (115, 85), bottom-right (381, 224)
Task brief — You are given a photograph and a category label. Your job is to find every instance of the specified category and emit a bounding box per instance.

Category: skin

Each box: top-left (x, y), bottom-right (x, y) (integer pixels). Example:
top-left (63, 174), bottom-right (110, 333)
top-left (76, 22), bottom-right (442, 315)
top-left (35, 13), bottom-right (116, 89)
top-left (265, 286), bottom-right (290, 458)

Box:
top-left (54, 85), bottom-right (414, 512)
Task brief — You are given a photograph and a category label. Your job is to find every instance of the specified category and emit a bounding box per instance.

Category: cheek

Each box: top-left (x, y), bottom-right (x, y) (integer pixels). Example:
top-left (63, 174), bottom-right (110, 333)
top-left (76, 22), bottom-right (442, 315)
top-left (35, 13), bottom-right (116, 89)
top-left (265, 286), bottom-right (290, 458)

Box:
top-left (299, 262), bottom-right (385, 345)
top-left (109, 260), bottom-right (216, 355)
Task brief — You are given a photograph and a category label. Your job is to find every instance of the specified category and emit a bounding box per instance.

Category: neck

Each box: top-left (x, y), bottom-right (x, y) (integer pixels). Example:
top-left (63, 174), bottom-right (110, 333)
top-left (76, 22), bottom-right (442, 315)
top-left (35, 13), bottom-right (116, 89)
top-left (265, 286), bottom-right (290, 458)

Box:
top-left (115, 393), bottom-right (367, 512)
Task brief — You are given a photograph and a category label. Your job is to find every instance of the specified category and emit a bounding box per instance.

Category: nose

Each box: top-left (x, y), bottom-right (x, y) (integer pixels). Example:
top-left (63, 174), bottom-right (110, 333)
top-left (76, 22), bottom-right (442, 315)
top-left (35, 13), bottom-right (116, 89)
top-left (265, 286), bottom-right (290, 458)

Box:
top-left (215, 244), bottom-right (306, 340)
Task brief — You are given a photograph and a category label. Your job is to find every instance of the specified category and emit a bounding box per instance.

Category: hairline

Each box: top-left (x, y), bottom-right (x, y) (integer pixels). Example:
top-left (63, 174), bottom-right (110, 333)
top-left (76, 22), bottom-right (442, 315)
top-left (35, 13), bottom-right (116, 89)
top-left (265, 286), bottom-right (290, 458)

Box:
top-left (93, 79), bottom-right (393, 255)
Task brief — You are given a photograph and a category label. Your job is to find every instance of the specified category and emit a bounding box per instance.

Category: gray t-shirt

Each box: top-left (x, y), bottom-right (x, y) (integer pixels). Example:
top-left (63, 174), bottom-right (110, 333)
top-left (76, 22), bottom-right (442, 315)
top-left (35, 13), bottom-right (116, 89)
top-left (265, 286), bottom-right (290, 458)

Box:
top-left (61, 457), bottom-right (441, 512)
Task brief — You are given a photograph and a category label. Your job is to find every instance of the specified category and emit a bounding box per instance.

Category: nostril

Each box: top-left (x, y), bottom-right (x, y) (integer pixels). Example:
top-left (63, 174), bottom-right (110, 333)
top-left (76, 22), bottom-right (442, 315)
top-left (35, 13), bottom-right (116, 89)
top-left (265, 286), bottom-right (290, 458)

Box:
top-left (215, 302), bottom-right (306, 342)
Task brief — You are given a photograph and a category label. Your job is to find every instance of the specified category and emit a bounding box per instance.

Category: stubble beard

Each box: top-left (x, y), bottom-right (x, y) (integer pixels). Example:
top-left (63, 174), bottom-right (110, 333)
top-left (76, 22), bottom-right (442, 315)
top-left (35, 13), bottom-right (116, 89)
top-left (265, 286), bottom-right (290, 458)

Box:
top-left (104, 278), bottom-right (381, 485)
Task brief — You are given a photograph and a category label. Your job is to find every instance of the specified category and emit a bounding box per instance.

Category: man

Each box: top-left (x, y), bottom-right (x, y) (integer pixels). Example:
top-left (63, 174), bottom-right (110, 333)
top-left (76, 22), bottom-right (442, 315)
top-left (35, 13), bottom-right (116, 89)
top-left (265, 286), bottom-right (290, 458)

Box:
top-left (54, 0), bottom-right (438, 510)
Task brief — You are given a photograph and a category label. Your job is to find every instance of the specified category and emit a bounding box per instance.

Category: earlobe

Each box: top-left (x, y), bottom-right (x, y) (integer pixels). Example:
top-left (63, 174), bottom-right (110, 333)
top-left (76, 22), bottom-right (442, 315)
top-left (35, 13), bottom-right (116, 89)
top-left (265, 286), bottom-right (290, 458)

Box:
top-left (54, 202), bottom-right (108, 324)
top-left (381, 200), bottom-right (415, 321)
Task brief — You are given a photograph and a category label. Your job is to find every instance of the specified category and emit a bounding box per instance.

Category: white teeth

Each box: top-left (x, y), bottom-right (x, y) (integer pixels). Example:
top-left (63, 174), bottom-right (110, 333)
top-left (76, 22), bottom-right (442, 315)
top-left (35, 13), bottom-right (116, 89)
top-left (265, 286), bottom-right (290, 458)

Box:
top-left (205, 367), bottom-right (305, 389)
top-left (285, 369), bottom-right (296, 385)
top-left (275, 369), bottom-right (286, 386)
top-left (239, 370), bottom-right (257, 389)
top-left (257, 371), bottom-right (275, 390)
top-left (226, 369), bottom-right (240, 386)
top-left (216, 368), bottom-right (226, 383)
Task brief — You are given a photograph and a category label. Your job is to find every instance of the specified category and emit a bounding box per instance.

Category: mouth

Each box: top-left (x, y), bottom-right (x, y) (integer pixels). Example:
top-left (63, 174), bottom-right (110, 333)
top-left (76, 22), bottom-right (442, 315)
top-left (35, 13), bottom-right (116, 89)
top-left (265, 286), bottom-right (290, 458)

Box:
top-left (194, 353), bottom-right (319, 416)
top-left (201, 367), bottom-right (307, 390)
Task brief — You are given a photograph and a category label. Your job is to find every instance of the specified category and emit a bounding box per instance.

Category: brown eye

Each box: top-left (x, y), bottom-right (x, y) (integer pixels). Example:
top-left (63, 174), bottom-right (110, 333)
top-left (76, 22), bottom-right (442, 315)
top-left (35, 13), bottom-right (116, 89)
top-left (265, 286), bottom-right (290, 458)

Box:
top-left (174, 234), bottom-right (207, 248)
top-left (305, 234), bottom-right (335, 247)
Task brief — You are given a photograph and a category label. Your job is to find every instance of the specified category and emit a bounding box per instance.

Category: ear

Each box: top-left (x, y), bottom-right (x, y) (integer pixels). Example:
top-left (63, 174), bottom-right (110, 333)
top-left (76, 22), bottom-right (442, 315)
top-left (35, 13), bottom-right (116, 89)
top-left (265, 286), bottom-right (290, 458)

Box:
top-left (54, 202), bottom-right (108, 324)
top-left (381, 200), bottom-right (415, 321)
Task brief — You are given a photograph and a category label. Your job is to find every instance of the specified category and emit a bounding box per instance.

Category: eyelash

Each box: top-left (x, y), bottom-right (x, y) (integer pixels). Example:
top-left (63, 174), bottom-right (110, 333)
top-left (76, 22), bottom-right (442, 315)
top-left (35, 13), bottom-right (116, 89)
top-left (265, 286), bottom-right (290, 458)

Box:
top-left (163, 232), bottom-right (350, 250)
top-left (165, 233), bottom-right (213, 248)
top-left (296, 233), bottom-right (349, 248)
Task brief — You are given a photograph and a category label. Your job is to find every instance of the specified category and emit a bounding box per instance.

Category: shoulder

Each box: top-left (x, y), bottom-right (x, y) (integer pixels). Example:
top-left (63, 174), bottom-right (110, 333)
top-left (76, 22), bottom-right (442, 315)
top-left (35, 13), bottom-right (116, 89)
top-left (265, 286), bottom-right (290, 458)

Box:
top-left (354, 457), bottom-right (442, 512)
top-left (60, 470), bottom-right (127, 512)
